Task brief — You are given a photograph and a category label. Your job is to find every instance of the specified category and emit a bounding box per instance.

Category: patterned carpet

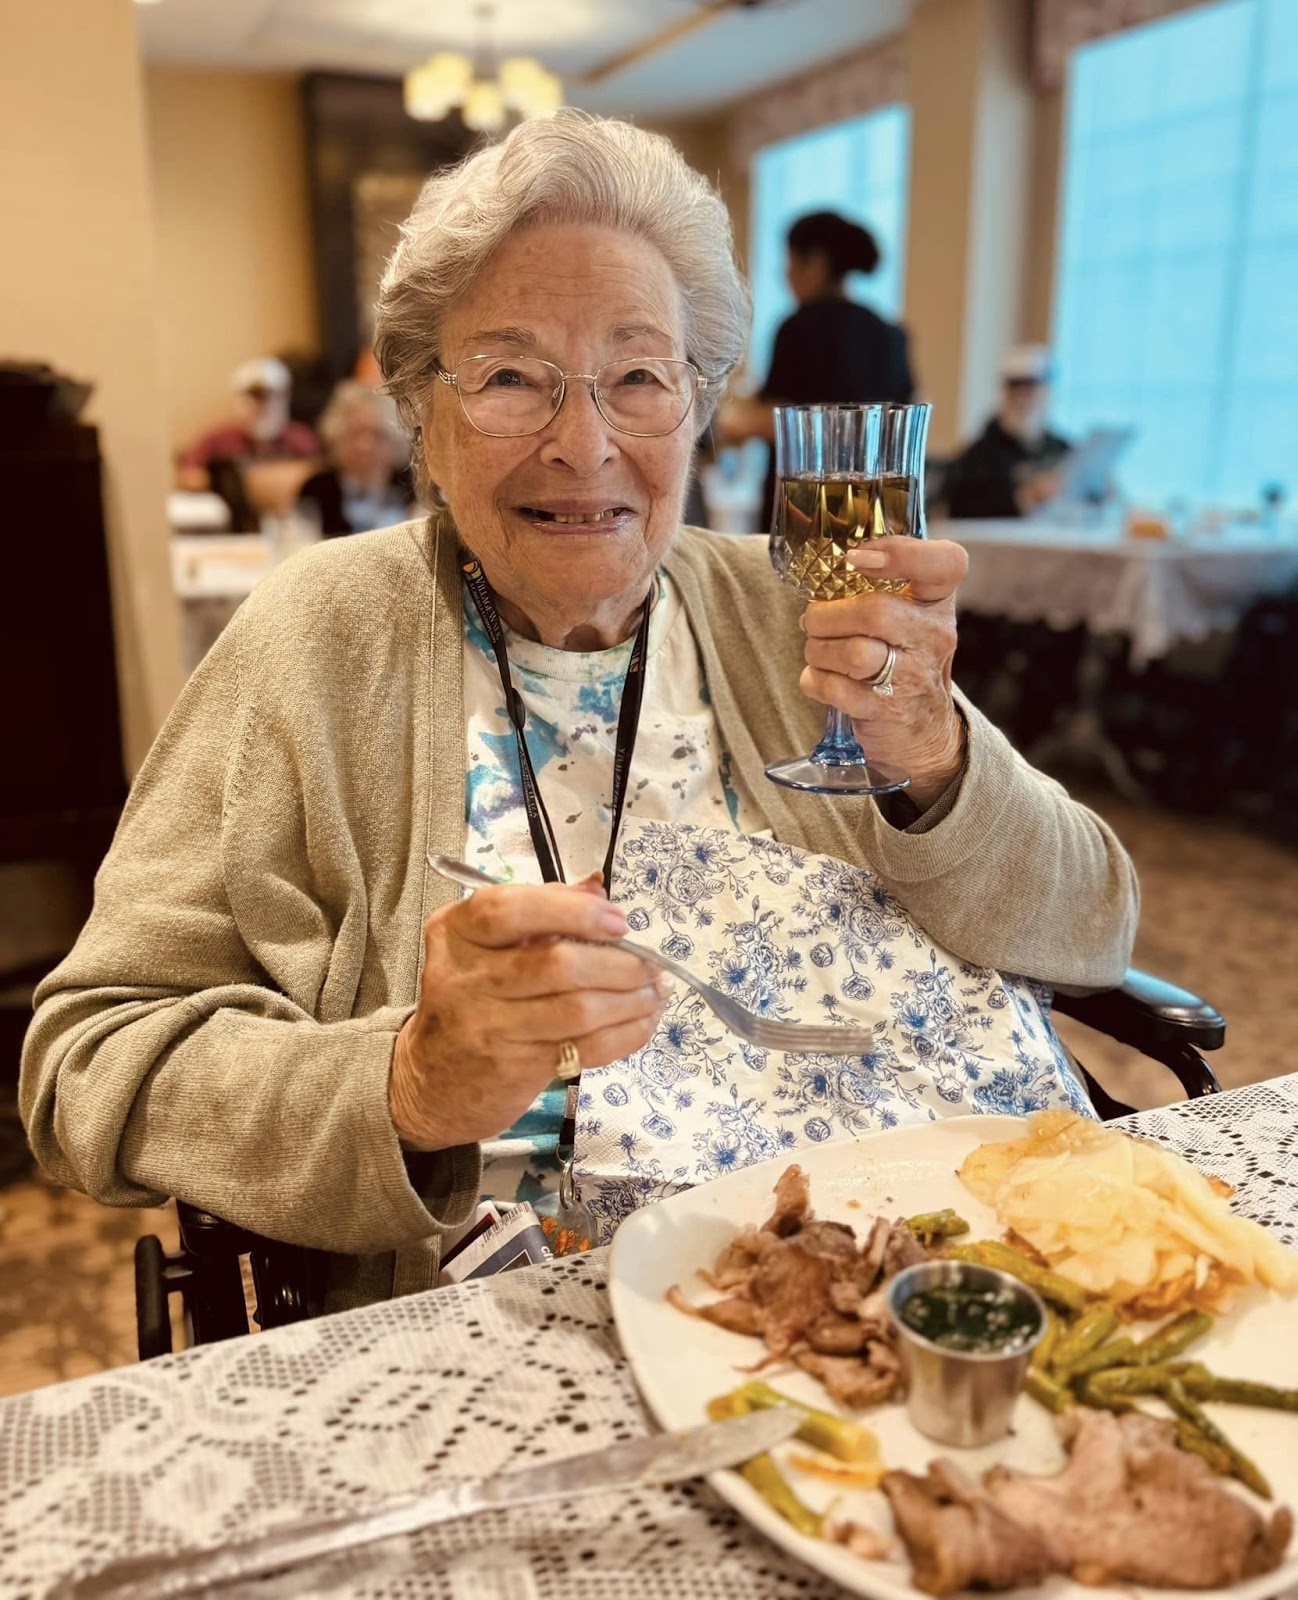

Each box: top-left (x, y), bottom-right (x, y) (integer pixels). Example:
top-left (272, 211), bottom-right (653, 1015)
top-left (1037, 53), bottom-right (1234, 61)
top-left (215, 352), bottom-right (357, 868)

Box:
top-left (1, 780), bottom-right (1294, 1400)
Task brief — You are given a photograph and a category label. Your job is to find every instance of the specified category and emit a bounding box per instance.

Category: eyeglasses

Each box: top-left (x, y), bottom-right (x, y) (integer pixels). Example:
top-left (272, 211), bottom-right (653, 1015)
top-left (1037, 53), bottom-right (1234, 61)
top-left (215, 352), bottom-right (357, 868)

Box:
top-left (435, 354), bottom-right (711, 439)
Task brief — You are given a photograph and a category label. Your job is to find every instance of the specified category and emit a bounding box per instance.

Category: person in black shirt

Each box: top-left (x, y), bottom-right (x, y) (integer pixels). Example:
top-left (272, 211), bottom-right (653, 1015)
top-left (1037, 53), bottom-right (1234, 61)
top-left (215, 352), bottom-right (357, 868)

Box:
top-left (716, 211), bottom-right (914, 523)
top-left (944, 346), bottom-right (1071, 519)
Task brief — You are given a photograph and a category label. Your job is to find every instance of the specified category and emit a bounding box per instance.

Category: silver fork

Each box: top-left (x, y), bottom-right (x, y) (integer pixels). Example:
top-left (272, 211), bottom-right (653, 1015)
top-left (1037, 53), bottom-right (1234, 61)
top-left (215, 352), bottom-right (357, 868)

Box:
top-left (426, 853), bottom-right (876, 1056)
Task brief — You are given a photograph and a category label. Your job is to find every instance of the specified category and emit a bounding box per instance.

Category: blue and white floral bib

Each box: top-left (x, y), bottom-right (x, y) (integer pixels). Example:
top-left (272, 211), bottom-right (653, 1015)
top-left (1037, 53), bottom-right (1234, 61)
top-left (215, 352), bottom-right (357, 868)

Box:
top-left (573, 818), bottom-right (1091, 1241)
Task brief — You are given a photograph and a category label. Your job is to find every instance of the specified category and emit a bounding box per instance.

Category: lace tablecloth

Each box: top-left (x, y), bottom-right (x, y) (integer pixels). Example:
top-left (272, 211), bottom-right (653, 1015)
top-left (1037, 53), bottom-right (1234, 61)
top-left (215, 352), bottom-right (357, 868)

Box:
top-left (941, 519), bottom-right (1298, 668)
top-left (4, 1078), bottom-right (1297, 1600)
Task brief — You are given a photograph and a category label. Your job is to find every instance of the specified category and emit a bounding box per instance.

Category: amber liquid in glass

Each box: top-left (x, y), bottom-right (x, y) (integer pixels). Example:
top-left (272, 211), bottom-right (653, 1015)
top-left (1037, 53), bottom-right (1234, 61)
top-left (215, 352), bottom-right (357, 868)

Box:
top-left (772, 472), bottom-right (918, 600)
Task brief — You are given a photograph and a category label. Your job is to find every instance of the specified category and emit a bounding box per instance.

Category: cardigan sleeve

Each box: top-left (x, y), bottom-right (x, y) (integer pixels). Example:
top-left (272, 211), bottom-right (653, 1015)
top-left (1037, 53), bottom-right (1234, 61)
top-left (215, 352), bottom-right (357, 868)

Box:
top-left (19, 603), bottom-right (480, 1257)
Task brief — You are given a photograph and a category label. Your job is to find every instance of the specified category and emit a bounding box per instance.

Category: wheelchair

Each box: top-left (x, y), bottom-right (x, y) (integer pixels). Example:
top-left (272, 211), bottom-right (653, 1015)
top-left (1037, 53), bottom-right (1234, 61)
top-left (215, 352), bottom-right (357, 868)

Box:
top-left (134, 967), bottom-right (1224, 1361)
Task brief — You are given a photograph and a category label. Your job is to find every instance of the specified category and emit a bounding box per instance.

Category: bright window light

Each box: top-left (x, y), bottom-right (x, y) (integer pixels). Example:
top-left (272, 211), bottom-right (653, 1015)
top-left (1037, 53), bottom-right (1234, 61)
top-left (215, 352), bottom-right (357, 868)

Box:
top-left (1052, 0), bottom-right (1298, 508)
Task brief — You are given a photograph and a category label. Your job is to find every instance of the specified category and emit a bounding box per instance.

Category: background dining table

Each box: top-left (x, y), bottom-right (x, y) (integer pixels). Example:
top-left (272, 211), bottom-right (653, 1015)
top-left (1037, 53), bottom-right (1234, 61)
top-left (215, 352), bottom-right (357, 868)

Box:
top-left (939, 514), bottom-right (1298, 671)
top-left (3, 1077), bottom-right (1296, 1600)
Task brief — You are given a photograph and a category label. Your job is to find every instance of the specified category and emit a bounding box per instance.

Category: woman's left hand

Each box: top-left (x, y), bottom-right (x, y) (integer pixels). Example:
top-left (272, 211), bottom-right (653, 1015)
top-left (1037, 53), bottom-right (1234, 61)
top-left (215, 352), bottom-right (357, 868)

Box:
top-left (800, 536), bottom-right (970, 811)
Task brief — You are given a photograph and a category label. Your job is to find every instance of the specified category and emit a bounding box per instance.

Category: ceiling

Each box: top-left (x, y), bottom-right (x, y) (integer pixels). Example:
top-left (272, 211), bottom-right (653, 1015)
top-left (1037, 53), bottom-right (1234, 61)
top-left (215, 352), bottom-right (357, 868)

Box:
top-left (133, 0), bottom-right (911, 119)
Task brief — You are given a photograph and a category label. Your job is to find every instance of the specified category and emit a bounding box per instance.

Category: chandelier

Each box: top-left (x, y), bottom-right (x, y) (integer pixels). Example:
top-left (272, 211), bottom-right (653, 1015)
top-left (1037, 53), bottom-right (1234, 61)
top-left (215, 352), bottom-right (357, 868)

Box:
top-left (404, 4), bottom-right (563, 133)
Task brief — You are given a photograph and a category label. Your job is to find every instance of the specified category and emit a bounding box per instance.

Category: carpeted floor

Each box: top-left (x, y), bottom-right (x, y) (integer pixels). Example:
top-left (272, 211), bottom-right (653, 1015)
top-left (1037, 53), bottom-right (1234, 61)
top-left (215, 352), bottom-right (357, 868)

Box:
top-left (1, 781), bottom-right (1294, 1400)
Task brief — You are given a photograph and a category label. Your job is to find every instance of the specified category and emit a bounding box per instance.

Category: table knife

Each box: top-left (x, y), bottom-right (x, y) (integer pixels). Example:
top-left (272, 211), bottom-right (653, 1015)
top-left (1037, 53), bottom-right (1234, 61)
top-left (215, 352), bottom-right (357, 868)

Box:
top-left (69, 1407), bottom-right (799, 1599)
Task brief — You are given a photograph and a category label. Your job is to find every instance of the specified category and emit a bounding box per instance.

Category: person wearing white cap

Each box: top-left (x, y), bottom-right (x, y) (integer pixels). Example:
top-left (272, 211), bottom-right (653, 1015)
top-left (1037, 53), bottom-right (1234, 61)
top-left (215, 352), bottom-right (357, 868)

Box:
top-left (178, 356), bottom-right (321, 491)
top-left (944, 344), bottom-right (1070, 519)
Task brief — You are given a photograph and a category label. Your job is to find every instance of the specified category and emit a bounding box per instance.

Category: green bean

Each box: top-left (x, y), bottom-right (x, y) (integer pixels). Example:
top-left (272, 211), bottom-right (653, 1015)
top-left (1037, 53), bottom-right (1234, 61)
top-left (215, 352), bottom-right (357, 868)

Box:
top-left (1051, 1304), bottom-right (1118, 1376)
top-left (946, 1241), bottom-right (1090, 1314)
top-left (1129, 1310), bottom-right (1214, 1366)
top-left (1025, 1366), bottom-right (1071, 1414)
top-left (906, 1209), bottom-right (970, 1243)
top-left (1030, 1306), bottom-right (1061, 1373)
top-left (1162, 1379), bottom-right (1272, 1500)
top-left (707, 1392), bottom-right (750, 1422)
top-left (1172, 1418), bottom-right (1235, 1478)
top-left (1066, 1336), bottom-right (1137, 1379)
top-left (1085, 1364), bottom-right (1175, 1399)
top-left (736, 1381), bottom-right (880, 1464)
top-left (736, 1452), bottom-right (824, 1538)
top-left (1179, 1371), bottom-right (1298, 1413)
top-left (1074, 1375), bottom-right (1137, 1415)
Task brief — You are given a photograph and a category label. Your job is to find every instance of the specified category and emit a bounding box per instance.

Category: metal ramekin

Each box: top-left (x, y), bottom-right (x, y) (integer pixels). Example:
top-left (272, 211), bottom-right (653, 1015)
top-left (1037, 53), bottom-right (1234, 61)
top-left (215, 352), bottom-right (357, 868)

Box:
top-left (887, 1259), bottom-right (1047, 1448)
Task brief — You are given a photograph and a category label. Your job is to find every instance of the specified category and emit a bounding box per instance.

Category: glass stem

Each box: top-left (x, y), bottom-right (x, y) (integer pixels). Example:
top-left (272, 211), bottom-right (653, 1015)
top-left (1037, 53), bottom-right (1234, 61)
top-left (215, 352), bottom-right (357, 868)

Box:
top-left (809, 707), bottom-right (868, 768)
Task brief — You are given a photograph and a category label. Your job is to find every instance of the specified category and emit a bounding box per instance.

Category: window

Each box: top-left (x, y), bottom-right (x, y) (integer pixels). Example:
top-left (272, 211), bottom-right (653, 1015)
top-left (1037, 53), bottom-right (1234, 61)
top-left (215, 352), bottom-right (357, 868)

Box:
top-left (1052, 0), bottom-right (1298, 507)
top-left (747, 105), bottom-right (911, 388)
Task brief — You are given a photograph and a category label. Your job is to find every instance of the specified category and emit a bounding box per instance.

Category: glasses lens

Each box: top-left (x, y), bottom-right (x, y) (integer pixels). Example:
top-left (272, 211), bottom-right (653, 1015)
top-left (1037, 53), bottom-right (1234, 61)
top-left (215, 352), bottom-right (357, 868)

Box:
top-left (595, 358), bottom-right (696, 436)
top-left (455, 356), bottom-right (562, 436)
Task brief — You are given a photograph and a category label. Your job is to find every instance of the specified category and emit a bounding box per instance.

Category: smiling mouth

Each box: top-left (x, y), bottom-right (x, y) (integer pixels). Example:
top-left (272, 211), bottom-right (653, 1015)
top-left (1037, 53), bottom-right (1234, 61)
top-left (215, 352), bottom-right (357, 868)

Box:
top-left (515, 506), bottom-right (632, 526)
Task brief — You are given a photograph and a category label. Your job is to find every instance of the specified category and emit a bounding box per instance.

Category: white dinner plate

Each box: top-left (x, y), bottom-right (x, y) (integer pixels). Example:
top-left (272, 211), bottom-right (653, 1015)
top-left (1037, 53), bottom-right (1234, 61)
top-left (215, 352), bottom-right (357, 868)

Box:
top-left (607, 1115), bottom-right (1298, 1600)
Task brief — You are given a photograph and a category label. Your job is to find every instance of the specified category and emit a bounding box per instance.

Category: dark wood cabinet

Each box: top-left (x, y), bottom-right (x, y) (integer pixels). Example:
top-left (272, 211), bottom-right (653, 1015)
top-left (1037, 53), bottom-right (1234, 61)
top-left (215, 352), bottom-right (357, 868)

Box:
top-left (0, 423), bottom-right (126, 871)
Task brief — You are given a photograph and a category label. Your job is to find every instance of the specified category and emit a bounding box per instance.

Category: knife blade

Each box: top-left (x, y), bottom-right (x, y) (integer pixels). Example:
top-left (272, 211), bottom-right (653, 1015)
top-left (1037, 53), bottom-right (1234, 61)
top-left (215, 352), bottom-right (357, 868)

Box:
top-left (69, 1407), bottom-right (799, 1599)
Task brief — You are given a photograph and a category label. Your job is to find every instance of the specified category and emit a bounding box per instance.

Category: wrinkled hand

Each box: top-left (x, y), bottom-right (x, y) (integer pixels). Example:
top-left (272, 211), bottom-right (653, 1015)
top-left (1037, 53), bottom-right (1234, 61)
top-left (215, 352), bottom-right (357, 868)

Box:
top-left (800, 536), bottom-right (969, 810)
top-left (390, 879), bottom-right (669, 1150)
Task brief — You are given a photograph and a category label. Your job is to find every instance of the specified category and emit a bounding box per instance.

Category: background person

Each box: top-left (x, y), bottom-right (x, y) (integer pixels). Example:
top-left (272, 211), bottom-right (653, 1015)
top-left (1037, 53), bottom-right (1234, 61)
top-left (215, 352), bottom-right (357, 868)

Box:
top-left (944, 345), bottom-right (1071, 519)
top-left (177, 356), bottom-right (320, 492)
top-left (717, 209), bottom-right (915, 523)
top-left (297, 381), bottom-right (418, 537)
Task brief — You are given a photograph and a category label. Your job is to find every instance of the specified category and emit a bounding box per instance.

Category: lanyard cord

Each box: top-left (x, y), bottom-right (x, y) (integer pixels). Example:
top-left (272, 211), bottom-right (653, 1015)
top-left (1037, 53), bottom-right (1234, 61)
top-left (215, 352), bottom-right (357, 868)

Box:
top-left (460, 553), bottom-right (653, 1181)
top-left (460, 554), bottom-right (651, 894)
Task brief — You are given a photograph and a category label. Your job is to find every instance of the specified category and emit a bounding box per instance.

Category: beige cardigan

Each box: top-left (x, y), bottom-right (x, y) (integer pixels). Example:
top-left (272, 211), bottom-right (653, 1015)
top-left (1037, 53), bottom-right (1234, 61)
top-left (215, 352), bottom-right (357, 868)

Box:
top-left (21, 516), bottom-right (1138, 1306)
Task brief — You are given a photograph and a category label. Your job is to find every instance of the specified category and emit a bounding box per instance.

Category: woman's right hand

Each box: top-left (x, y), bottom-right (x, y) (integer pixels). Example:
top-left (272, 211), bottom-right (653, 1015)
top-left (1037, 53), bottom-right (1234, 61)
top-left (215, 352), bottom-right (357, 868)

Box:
top-left (389, 883), bottom-right (670, 1150)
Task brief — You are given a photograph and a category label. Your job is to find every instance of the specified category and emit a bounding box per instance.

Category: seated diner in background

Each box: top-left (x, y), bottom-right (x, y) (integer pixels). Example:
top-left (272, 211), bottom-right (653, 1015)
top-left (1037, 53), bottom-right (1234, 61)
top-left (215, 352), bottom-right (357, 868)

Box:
top-left (297, 380), bottom-right (419, 537)
top-left (944, 344), bottom-right (1071, 519)
top-left (20, 113), bottom-right (1137, 1312)
top-left (176, 355), bottom-right (320, 495)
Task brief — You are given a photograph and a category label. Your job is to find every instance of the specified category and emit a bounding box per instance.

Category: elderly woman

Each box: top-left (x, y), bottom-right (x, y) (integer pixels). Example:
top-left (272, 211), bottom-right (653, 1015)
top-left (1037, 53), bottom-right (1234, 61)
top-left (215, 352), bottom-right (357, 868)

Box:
top-left (21, 113), bottom-right (1136, 1309)
top-left (297, 380), bottom-right (418, 536)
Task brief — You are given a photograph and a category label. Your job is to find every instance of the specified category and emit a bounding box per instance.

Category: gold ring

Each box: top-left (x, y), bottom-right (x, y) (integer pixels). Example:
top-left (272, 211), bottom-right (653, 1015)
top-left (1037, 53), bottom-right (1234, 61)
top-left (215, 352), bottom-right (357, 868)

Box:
top-left (556, 1040), bottom-right (581, 1082)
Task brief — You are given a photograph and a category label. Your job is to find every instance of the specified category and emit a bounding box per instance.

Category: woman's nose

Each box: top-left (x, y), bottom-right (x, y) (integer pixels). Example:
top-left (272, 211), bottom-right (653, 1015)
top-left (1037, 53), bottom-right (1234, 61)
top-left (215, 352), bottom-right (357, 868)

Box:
top-left (537, 379), bottom-right (619, 474)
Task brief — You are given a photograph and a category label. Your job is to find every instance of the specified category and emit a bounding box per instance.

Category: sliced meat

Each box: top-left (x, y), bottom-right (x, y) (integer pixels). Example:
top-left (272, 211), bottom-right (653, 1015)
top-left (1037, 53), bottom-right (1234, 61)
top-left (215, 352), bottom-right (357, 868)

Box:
top-left (701, 1224), bottom-right (777, 1290)
top-left (882, 1460), bottom-right (1058, 1596)
top-left (985, 1409), bottom-right (1293, 1590)
top-left (762, 1163), bottom-right (811, 1236)
top-left (880, 1218), bottom-right (927, 1279)
top-left (748, 1241), bottom-right (834, 1355)
top-left (795, 1346), bottom-right (900, 1409)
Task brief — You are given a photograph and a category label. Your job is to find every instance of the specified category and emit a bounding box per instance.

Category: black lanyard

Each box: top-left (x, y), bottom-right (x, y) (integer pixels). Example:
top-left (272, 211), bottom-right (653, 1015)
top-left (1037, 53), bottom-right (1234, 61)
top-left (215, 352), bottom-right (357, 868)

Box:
top-left (461, 554), bottom-right (652, 1187)
top-left (461, 553), bottom-right (651, 894)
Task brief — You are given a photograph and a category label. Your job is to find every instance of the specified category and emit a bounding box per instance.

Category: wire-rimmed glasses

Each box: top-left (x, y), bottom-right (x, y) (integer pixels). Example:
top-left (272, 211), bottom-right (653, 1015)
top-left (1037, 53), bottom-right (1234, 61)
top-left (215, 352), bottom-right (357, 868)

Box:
top-left (435, 355), bottom-right (711, 438)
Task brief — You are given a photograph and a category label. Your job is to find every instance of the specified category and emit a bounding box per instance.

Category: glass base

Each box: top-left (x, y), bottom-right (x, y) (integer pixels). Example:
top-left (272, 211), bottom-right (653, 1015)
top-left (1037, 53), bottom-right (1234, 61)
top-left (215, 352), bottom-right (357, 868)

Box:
top-left (765, 754), bottom-right (911, 796)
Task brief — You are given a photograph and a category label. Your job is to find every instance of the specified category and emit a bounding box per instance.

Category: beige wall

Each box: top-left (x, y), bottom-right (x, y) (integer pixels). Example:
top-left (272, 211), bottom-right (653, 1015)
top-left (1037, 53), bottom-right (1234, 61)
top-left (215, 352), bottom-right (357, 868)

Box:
top-left (959, 0), bottom-right (1035, 438)
top-left (1022, 86), bottom-right (1065, 342)
top-left (144, 69), bottom-right (319, 453)
top-left (0, 0), bottom-right (182, 773)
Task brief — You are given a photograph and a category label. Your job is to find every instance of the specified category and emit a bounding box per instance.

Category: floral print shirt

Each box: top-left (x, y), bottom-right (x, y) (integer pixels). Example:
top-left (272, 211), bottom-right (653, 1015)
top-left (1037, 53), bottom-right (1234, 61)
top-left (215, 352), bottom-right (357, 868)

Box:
top-left (461, 573), bottom-right (766, 1215)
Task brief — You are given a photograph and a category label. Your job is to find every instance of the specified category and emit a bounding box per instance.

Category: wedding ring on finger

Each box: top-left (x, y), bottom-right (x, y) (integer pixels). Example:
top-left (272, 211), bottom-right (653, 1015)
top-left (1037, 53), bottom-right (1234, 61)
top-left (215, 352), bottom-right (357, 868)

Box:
top-left (556, 1039), bottom-right (582, 1082)
top-left (866, 643), bottom-right (898, 697)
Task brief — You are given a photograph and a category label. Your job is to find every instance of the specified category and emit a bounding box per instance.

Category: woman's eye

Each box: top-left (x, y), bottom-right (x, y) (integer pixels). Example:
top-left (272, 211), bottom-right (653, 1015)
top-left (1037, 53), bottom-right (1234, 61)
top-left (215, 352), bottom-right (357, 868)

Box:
top-left (618, 366), bottom-right (663, 388)
top-left (483, 367), bottom-right (527, 389)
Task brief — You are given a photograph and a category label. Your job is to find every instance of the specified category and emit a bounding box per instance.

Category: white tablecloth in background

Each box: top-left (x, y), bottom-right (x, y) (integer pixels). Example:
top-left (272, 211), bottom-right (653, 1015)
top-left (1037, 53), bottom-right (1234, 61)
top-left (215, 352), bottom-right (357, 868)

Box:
top-left (941, 518), bottom-right (1298, 668)
top-left (3, 1079), bottom-right (1297, 1599)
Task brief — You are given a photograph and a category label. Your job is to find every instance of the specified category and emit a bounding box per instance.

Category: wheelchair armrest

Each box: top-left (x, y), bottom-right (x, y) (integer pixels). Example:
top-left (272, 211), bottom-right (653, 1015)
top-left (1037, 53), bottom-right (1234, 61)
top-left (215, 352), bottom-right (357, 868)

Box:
top-left (1053, 968), bottom-right (1224, 1111)
top-left (1052, 968), bottom-right (1225, 1053)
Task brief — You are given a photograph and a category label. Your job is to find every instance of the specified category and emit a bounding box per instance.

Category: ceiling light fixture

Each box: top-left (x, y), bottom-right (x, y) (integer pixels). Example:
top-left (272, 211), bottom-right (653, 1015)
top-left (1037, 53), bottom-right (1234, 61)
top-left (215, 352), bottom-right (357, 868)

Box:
top-left (404, 4), bottom-right (563, 134)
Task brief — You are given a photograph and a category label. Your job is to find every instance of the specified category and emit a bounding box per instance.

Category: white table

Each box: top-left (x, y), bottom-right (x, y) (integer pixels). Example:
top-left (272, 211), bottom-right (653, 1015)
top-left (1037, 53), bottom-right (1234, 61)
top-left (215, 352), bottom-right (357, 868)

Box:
top-left (937, 517), bottom-right (1298, 798)
top-left (940, 517), bottom-right (1298, 671)
top-left (3, 1079), bottom-right (1296, 1599)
